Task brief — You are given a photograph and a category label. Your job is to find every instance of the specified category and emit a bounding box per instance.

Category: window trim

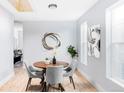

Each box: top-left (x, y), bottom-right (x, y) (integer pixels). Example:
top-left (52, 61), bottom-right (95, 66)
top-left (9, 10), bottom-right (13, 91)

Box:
top-left (80, 21), bottom-right (88, 66)
top-left (106, 0), bottom-right (124, 87)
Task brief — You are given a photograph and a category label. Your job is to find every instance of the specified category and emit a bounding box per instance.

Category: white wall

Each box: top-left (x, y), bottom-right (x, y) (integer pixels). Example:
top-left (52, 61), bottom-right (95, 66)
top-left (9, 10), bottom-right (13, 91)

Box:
top-left (0, 6), bottom-right (14, 85)
top-left (23, 21), bottom-right (77, 64)
top-left (77, 0), bottom-right (124, 91)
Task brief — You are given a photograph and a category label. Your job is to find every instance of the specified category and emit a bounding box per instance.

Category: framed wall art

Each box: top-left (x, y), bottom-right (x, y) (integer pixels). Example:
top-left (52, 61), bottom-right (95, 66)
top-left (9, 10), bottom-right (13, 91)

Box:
top-left (88, 24), bottom-right (101, 58)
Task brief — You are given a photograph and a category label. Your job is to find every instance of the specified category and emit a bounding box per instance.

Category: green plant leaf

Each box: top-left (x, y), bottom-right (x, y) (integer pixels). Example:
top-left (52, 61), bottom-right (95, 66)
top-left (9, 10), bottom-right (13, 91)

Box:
top-left (67, 45), bottom-right (78, 58)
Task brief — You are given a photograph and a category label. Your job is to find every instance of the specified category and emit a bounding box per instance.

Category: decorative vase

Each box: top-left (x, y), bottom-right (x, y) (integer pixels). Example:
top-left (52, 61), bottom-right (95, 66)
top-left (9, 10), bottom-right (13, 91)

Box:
top-left (52, 56), bottom-right (56, 64)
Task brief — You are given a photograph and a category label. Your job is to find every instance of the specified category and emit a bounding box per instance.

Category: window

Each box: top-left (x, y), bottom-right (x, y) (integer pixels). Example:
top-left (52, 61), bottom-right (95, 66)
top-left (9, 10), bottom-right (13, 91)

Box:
top-left (80, 22), bottom-right (88, 65)
top-left (106, 0), bottom-right (124, 87)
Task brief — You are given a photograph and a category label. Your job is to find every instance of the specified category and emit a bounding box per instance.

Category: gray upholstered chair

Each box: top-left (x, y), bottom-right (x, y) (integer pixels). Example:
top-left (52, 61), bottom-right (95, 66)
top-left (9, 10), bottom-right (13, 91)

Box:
top-left (63, 61), bottom-right (78, 89)
top-left (24, 62), bottom-right (45, 91)
top-left (45, 66), bottom-right (65, 92)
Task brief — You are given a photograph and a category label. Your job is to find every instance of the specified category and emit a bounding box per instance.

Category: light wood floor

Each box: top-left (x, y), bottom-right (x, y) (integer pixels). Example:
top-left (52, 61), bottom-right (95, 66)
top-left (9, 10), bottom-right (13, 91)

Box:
top-left (0, 66), bottom-right (97, 92)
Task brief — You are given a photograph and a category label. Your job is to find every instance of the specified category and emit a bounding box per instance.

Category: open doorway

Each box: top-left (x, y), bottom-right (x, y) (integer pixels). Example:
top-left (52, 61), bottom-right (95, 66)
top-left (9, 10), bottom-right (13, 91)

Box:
top-left (14, 22), bottom-right (23, 67)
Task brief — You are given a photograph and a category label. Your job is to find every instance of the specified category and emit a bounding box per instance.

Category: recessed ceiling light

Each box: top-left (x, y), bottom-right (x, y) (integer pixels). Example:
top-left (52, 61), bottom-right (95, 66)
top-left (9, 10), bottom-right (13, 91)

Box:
top-left (48, 4), bottom-right (57, 9)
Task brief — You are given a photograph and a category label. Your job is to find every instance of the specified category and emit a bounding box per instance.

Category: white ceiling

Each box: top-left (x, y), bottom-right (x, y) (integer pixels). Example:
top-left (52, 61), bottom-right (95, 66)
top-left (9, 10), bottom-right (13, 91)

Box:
top-left (0, 0), bottom-right (98, 21)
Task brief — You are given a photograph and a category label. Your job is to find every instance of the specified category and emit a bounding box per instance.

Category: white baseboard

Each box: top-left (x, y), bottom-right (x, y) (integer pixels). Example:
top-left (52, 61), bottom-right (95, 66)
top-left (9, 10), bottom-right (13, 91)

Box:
top-left (0, 71), bottom-right (14, 87)
top-left (77, 68), bottom-right (105, 92)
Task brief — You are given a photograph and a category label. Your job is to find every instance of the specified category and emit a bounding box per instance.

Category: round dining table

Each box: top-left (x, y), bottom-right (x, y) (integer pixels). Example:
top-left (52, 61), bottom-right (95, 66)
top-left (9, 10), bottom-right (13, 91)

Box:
top-left (33, 61), bottom-right (69, 69)
top-left (33, 61), bottom-right (68, 92)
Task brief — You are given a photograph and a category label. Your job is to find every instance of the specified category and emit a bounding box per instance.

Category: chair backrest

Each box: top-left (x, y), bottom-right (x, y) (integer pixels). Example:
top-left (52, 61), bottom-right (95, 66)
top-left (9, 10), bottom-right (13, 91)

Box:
top-left (24, 62), bottom-right (34, 77)
top-left (46, 66), bottom-right (64, 85)
top-left (68, 60), bottom-right (78, 76)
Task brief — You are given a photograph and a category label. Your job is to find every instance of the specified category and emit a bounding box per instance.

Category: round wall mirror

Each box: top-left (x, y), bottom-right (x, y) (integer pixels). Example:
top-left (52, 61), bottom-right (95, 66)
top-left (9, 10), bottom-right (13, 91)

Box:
top-left (42, 33), bottom-right (61, 50)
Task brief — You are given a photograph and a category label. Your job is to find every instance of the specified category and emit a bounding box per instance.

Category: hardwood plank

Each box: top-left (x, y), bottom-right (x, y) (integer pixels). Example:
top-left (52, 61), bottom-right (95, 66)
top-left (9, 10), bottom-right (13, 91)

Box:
top-left (0, 67), bottom-right (97, 92)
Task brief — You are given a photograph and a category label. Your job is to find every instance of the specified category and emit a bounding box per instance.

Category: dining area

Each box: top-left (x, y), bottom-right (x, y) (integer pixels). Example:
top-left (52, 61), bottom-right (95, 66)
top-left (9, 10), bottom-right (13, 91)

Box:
top-left (21, 31), bottom-right (92, 92)
top-left (24, 59), bottom-right (77, 92)
top-left (0, 30), bottom-right (97, 92)
top-left (23, 33), bottom-right (78, 92)
top-left (0, 58), bottom-right (97, 92)
top-left (0, 28), bottom-right (97, 92)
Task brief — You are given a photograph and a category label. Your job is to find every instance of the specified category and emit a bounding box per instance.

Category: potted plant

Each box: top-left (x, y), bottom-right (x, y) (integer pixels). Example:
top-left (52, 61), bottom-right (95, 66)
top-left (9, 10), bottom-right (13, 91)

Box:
top-left (67, 45), bottom-right (78, 59)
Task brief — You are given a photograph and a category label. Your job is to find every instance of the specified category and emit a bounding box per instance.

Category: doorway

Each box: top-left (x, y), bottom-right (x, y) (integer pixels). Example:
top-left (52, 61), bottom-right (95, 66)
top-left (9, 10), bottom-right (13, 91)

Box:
top-left (14, 22), bottom-right (23, 67)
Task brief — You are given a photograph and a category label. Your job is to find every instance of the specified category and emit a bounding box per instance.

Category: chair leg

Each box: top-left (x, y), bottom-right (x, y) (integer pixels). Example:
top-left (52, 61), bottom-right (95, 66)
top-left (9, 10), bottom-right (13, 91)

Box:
top-left (42, 82), bottom-right (47, 92)
top-left (25, 78), bottom-right (32, 91)
top-left (41, 82), bottom-right (45, 92)
top-left (59, 83), bottom-right (65, 92)
top-left (44, 82), bottom-right (47, 92)
top-left (40, 76), bottom-right (44, 85)
top-left (47, 84), bottom-right (50, 92)
top-left (70, 76), bottom-right (75, 89)
top-left (69, 76), bottom-right (72, 83)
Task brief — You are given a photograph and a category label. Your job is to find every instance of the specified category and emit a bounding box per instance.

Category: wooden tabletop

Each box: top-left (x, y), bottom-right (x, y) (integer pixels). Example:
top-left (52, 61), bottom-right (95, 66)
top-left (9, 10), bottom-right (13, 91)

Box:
top-left (33, 61), bottom-right (69, 69)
